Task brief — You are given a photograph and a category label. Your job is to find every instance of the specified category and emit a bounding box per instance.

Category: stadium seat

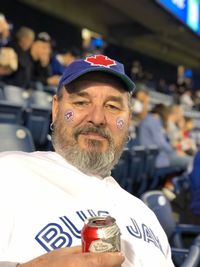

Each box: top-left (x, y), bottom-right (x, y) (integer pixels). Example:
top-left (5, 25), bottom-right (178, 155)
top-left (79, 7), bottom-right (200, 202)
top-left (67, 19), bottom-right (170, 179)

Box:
top-left (0, 87), bottom-right (4, 100)
top-left (172, 175), bottom-right (190, 195)
top-left (173, 236), bottom-right (200, 267)
top-left (127, 136), bottom-right (140, 148)
top-left (0, 100), bottom-right (23, 124)
top-left (112, 146), bottom-right (147, 196)
top-left (127, 145), bottom-right (146, 195)
top-left (43, 85), bottom-right (57, 95)
top-left (137, 145), bottom-right (159, 195)
top-left (0, 123), bottom-right (35, 152)
top-left (141, 190), bottom-right (200, 266)
top-left (149, 165), bottom-right (186, 190)
top-left (111, 148), bottom-right (131, 188)
top-left (25, 91), bottom-right (52, 147)
top-left (148, 90), bottom-right (174, 107)
top-left (0, 85), bottom-right (29, 124)
top-left (3, 85), bottom-right (28, 108)
top-left (28, 90), bottom-right (52, 110)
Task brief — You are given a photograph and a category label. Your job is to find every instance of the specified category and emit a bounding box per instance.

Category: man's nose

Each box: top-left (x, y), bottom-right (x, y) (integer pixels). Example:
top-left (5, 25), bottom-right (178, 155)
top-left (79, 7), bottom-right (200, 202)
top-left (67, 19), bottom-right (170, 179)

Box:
top-left (86, 105), bottom-right (106, 126)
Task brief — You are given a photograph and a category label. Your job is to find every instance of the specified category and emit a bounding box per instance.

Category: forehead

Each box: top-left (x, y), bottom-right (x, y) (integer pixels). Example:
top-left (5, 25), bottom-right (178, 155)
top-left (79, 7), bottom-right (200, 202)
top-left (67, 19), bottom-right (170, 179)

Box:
top-left (35, 40), bottom-right (50, 48)
top-left (64, 72), bottom-right (128, 95)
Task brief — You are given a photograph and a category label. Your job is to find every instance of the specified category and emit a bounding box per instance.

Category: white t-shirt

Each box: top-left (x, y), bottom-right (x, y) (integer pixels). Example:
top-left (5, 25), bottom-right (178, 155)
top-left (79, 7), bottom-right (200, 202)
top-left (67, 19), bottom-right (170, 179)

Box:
top-left (0, 151), bottom-right (174, 267)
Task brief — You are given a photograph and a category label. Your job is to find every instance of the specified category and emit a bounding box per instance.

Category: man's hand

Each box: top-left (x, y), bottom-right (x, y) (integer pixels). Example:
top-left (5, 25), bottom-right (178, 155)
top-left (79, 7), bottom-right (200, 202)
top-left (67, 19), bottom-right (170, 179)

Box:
top-left (0, 65), bottom-right (13, 75)
top-left (47, 75), bottom-right (60, 86)
top-left (18, 246), bottom-right (125, 267)
top-left (0, 16), bottom-right (9, 39)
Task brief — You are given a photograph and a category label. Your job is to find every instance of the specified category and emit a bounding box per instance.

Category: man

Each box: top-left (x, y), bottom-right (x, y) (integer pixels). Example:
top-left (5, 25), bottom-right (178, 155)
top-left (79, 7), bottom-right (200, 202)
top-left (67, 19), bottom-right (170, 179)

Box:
top-left (0, 13), bottom-right (10, 47)
top-left (138, 104), bottom-right (191, 169)
top-left (167, 104), bottom-right (184, 149)
top-left (51, 46), bottom-right (81, 76)
top-left (4, 26), bottom-right (35, 88)
top-left (131, 84), bottom-right (149, 120)
top-left (0, 55), bottom-right (174, 267)
top-left (31, 32), bottom-right (60, 88)
top-left (56, 47), bottom-right (81, 67)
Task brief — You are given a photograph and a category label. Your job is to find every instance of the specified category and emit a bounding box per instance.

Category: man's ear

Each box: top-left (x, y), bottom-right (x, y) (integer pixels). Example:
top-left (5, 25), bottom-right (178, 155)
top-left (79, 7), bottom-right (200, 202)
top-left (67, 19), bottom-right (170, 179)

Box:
top-left (52, 94), bottom-right (59, 123)
top-left (128, 109), bottom-right (132, 124)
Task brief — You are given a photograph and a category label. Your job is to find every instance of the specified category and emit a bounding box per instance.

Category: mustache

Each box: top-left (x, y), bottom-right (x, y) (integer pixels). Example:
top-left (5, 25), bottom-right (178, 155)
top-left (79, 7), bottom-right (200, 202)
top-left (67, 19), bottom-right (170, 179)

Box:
top-left (73, 126), bottom-right (112, 143)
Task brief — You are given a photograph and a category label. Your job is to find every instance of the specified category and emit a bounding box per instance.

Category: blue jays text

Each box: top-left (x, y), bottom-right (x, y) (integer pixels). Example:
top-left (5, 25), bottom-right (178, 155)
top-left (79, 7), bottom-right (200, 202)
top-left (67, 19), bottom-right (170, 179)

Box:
top-left (35, 209), bottom-right (163, 254)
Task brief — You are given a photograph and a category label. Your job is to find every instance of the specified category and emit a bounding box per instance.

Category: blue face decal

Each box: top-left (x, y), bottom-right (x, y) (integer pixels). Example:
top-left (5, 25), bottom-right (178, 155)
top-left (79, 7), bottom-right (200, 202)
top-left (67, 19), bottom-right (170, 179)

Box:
top-left (64, 110), bottom-right (74, 122)
top-left (116, 117), bottom-right (125, 129)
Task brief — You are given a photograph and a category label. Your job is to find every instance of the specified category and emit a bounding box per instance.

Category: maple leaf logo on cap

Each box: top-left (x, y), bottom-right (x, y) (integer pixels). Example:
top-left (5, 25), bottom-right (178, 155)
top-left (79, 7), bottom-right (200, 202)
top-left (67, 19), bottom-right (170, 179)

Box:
top-left (85, 55), bottom-right (116, 68)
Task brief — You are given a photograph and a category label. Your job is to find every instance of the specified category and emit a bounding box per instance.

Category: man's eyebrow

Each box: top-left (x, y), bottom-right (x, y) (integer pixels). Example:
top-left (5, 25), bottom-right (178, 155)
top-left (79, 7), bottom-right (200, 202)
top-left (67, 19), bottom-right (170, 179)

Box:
top-left (106, 96), bottom-right (124, 106)
top-left (68, 92), bottom-right (125, 106)
top-left (68, 91), bottom-right (90, 99)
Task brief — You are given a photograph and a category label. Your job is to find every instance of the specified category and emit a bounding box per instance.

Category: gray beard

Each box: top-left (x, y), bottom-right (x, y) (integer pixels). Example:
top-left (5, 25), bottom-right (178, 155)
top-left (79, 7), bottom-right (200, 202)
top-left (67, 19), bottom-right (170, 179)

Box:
top-left (52, 127), bottom-right (127, 178)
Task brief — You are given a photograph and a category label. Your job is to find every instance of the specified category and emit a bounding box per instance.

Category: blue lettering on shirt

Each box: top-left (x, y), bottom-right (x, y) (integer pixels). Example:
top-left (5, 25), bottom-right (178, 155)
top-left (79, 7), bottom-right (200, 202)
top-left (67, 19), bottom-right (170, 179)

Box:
top-left (35, 223), bottom-right (72, 252)
top-left (127, 218), bottom-right (163, 254)
top-left (35, 210), bottom-right (163, 254)
top-left (126, 218), bottom-right (142, 238)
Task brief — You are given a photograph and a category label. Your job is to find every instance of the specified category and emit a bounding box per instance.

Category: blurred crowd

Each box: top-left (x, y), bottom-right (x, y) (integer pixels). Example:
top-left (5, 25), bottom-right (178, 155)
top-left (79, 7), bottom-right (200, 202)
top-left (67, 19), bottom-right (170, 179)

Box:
top-left (130, 59), bottom-right (200, 111)
top-left (1, 12), bottom-right (200, 109)
top-left (0, 13), bottom-right (81, 91)
top-left (130, 86), bottom-right (196, 169)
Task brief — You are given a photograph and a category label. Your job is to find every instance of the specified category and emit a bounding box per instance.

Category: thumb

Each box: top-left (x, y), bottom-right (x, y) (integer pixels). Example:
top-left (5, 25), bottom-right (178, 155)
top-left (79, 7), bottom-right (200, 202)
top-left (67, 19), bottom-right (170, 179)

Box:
top-left (50, 246), bottom-right (82, 257)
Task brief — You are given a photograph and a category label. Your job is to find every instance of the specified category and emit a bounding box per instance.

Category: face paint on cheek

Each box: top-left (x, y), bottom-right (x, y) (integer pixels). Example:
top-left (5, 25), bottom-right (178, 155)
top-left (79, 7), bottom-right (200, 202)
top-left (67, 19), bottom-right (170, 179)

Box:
top-left (64, 110), bottom-right (74, 122)
top-left (116, 117), bottom-right (125, 129)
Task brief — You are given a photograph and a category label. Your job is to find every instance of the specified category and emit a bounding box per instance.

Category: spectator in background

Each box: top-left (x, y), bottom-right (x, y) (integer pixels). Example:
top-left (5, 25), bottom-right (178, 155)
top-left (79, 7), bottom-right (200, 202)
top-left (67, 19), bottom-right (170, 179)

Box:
top-left (130, 60), bottom-right (144, 82)
top-left (31, 32), bottom-right (60, 89)
top-left (138, 104), bottom-right (191, 169)
top-left (156, 79), bottom-right (170, 95)
top-left (166, 105), bottom-right (184, 150)
top-left (171, 149), bottom-right (200, 225)
top-left (56, 47), bottom-right (81, 66)
top-left (0, 13), bottom-right (10, 47)
top-left (0, 13), bottom-right (18, 77)
top-left (4, 26), bottom-right (35, 88)
top-left (180, 89), bottom-right (194, 108)
top-left (166, 105), bottom-right (196, 157)
top-left (193, 90), bottom-right (200, 111)
top-left (176, 116), bottom-right (197, 156)
top-left (168, 83), bottom-right (180, 102)
top-left (131, 84), bottom-right (149, 121)
top-left (51, 46), bottom-right (81, 76)
top-left (127, 84), bottom-right (150, 147)
top-left (188, 150), bottom-right (200, 221)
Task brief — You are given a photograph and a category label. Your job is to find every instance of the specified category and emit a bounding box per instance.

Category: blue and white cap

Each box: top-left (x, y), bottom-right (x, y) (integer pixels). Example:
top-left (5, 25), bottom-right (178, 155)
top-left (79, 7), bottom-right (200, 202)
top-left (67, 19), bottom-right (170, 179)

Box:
top-left (57, 54), bottom-right (135, 93)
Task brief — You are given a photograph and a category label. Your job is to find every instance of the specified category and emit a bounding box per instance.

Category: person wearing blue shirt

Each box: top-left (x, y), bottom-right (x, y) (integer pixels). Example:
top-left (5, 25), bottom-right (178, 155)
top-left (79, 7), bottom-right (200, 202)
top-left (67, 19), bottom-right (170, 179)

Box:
top-left (138, 104), bottom-right (191, 169)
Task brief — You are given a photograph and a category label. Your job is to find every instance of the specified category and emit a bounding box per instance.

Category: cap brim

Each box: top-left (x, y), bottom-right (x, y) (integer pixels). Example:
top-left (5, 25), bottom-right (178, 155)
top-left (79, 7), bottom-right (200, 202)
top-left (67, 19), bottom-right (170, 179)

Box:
top-left (60, 67), bottom-right (135, 93)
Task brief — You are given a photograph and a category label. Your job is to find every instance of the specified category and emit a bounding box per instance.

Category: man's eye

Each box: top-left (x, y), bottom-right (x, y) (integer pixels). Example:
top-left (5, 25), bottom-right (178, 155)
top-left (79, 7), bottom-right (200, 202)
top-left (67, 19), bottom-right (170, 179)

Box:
top-left (74, 101), bottom-right (89, 106)
top-left (106, 104), bottom-right (120, 111)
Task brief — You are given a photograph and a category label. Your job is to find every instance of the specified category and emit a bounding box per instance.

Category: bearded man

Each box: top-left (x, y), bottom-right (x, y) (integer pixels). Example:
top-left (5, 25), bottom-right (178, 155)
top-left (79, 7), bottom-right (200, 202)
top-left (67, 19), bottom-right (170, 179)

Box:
top-left (0, 55), bottom-right (174, 267)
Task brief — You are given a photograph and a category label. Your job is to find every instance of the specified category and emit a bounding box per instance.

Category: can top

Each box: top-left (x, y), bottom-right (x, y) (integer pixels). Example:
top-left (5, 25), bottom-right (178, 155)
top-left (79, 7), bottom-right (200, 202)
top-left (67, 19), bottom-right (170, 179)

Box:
top-left (84, 216), bottom-right (116, 228)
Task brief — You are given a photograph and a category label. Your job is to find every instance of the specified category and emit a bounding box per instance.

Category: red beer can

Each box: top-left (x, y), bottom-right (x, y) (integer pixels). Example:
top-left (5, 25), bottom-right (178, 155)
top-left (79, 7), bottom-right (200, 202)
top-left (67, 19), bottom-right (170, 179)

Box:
top-left (81, 216), bottom-right (121, 252)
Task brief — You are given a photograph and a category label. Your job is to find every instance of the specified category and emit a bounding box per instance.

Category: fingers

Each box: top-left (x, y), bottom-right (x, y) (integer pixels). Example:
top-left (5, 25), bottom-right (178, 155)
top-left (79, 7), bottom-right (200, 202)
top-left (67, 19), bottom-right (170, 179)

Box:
top-left (18, 248), bottom-right (125, 267)
top-left (50, 249), bottom-right (125, 267)
top-left (80, 251), bottom-right (125, 267)
top-left (46, 246), bottom-right (82, 258)
top-left (57, 246), bottom-right (82, 255)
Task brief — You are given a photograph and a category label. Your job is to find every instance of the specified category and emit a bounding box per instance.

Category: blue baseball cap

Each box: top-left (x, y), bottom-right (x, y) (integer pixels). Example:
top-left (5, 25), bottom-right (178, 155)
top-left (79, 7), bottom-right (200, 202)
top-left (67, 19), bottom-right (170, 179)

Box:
top-left (57, 55), bottom-right (135, 93)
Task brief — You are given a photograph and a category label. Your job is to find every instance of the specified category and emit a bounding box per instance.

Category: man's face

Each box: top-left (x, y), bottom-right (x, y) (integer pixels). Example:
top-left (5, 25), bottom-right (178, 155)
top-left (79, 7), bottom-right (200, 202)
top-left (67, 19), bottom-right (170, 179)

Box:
top-left (174, 107), bottom-right (183, 122)
top-left (21, 35), bottom-right (34, 51)
top-left (51, 73), bottom-right (131, 177)
top-left (31, 41), bottom-right (51, 60)
top-left (137, 91), bottom-right (149, 103)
